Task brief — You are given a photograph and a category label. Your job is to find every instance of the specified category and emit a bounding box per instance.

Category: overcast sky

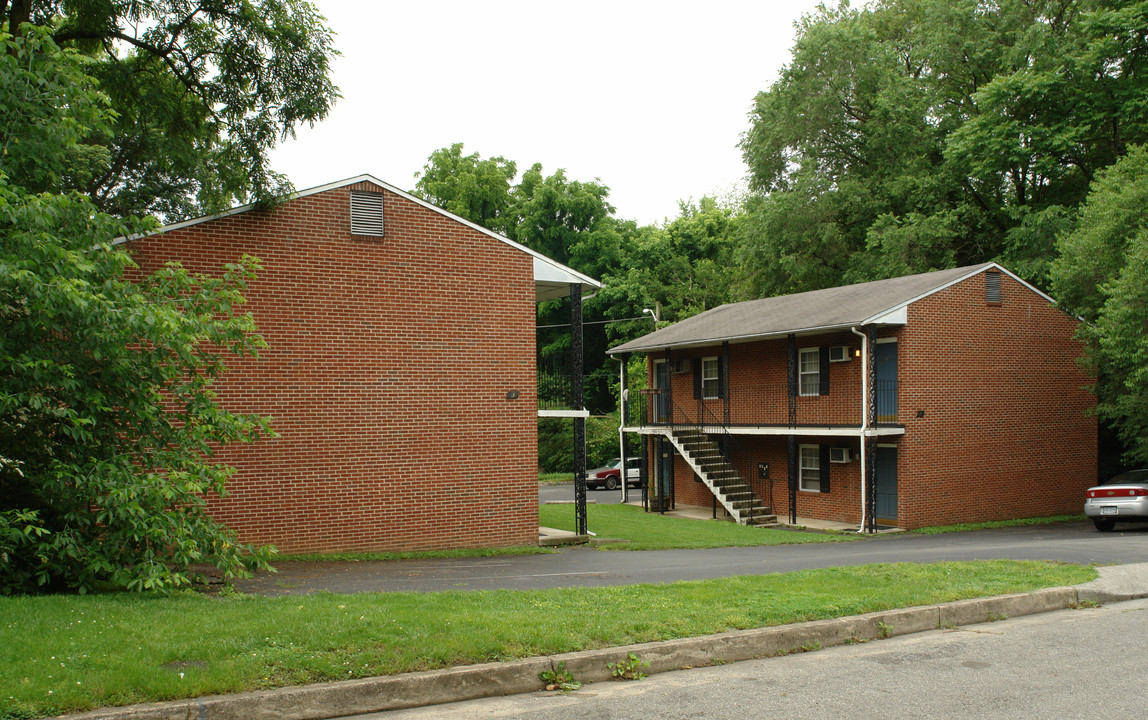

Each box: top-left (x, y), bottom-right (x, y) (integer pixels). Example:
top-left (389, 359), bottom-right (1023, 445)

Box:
top-left (269, 0), bottom-right (829, 227)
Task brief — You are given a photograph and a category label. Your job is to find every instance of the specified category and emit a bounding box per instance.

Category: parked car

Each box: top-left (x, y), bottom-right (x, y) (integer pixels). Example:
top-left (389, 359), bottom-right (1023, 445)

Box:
top-left (1084, 469), bottom-right (1148, 532)
top-left (587, 457), bottom-right (643, 491)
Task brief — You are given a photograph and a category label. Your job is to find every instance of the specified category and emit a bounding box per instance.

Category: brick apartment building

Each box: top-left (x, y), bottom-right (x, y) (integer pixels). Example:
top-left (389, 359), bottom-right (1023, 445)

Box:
top-left (124, 175), bottom-right (599, 553)
top-left (609, 264), bottom-right (1096, 530)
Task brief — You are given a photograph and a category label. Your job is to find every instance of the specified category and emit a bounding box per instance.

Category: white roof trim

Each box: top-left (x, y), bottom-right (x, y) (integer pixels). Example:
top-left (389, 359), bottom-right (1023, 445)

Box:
top-left (115, 174), bottom-right (601, 292)
top-left (859, 262), bottom-right (1055, 324)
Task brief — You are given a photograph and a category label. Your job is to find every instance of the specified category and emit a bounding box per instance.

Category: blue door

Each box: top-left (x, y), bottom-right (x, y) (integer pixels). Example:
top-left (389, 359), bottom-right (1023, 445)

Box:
top-left (875, 342), bottom-right (898, 423)
top-left (875, 446), bottom-right (898, 524)
top-left (654, 361), bottom-right (670, 424)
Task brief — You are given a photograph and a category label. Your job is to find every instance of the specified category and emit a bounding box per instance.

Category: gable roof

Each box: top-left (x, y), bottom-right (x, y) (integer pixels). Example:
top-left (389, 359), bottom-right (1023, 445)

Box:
top-left (119, 174), bottom-right (601, 302)
top-left (609, 262), bottom-right (1053, 354)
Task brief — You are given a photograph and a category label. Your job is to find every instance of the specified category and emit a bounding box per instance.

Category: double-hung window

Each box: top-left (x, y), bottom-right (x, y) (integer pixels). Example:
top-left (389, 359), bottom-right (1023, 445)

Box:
top-left (701, 357), bottom-right (719, 399)
top-left (798, 348), bottom-right (821, 396)
top-left (799, 445), bottom-right (821, 492)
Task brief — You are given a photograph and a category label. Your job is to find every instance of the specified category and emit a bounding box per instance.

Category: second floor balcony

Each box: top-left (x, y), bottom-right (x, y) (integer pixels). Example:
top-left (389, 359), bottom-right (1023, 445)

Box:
top-left (625, 380), bottom-right (900, 432)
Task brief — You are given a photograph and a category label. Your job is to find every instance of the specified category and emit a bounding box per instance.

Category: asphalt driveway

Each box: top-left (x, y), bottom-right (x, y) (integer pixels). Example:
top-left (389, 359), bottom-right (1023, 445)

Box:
top-left (233, 520), bottom-right (1148, 596)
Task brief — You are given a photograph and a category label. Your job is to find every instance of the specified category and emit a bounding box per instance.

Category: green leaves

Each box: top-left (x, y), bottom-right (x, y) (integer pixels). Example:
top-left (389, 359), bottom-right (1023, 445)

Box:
top-left (3, 0), bottom-right (340, 221)
top-left (0, 41), bottom-right (275, 591)
top-left (1050, 144), bottom-right (1148, 464)
top-left (738, 0), bottom-right (1148, 294)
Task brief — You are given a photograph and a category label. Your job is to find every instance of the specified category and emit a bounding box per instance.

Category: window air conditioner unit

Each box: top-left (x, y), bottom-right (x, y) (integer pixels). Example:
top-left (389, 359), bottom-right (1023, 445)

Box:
top-left (671, 359), bottom-right (691, 374)
top-left (828, 345), bottom-right (852, 362)
top-left (829, 447), bottom-right (852, 463)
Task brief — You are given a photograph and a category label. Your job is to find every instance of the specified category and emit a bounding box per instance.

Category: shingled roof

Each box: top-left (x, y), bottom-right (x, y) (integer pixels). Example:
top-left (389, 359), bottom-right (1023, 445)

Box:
top-left (608, 263), bottom-right (1048, 355)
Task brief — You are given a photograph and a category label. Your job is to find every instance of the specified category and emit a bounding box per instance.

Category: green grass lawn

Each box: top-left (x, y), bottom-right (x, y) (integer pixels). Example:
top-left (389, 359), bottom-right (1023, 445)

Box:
top-left (0, 560), bottom-right (1094, 719)
top-left (912, 515), bottom-right (1085, 534)
top-left (539, 502), bottom-right (854, 550)
top-left (538, 472), bottom-right (574, 484)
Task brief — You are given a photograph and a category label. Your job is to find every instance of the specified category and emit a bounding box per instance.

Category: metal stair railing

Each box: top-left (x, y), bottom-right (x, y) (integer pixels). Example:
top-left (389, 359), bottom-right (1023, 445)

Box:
top-left (660, 396), bottom-right (774, 527)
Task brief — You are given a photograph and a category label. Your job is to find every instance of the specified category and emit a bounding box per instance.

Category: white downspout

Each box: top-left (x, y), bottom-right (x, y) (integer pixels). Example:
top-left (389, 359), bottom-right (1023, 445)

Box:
top-left (615, 355), bottom-right (628, 503)
top-left (851, 326), bottom-right (868, 533)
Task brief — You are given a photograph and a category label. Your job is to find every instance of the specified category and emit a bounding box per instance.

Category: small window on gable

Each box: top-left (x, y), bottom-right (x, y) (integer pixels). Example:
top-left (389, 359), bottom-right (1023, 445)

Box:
top-left (350, 190), bottom-right (385, 237)
top-left (985, 270), bottom-right (1001, 303)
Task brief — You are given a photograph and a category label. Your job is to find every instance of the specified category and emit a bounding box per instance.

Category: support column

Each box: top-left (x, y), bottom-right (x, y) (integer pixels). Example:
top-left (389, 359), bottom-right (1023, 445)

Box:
top-left (570, 283), bottom-right (587, 536)
top-left (786, 333), bottom-right (797, 427)
top-left (787, 435), bottom-right (798, 524)
top-left (618, 354), bottom-right (629, 503)
top-left (866, 326), bottom-right (878, 533)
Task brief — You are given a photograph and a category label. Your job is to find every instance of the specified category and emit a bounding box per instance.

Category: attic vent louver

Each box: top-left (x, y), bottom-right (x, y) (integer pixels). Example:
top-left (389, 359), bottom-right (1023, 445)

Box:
top-left (985, 270), bottom-right (1001, 303)
top-left (350, 191), bottom-right (384, 237)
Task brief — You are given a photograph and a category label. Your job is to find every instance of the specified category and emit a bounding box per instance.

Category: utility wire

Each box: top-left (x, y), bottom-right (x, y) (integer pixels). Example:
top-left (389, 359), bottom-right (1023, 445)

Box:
top-left (536, 316), bottom-right (653, 330)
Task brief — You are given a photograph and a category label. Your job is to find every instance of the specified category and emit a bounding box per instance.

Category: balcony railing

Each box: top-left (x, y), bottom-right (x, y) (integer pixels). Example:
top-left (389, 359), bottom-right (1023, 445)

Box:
top-left (628, 381), bottom-right (899, 429)
top-left (538, 370), bottom-right (574, 411)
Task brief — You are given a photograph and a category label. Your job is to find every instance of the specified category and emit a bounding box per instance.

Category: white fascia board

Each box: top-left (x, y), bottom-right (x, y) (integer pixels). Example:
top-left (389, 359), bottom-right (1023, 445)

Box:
top-left (859, 261), bottom-right (1056, 324)
top-left (865, 305), bottom-right (908, 325)
top-left (113, 174), bottom-right (604, 293)
top-left (607, 322), bottom-right (863, 355)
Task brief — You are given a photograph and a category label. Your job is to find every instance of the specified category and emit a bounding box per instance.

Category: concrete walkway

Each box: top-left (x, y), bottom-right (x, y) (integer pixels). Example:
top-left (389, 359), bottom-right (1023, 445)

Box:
top-left (63, 563), bottom-right (1148, 720)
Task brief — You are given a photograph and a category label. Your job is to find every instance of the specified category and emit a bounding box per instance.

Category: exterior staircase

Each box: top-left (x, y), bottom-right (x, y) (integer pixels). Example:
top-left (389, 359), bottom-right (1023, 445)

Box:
top-left (666, 428), bottom-right (776, 526)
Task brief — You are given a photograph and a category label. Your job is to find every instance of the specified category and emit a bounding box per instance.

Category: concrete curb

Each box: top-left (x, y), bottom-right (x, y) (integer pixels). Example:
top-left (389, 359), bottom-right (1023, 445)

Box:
top-left (59, 564), bottom-right (1148, 720)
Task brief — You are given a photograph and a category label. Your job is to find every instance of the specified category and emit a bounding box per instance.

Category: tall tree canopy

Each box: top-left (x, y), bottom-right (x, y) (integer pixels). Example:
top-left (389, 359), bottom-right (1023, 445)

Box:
top-left (412, 143), bottom-right (517, 232)
top-left (1, 0), bottom-right (339, 220)
top-left (739, 0), bottom-right (1148, 297)
top-left (1050, 144), bottom-right (1148, 465)
top-left (1, 26), bottom-right (286, 594)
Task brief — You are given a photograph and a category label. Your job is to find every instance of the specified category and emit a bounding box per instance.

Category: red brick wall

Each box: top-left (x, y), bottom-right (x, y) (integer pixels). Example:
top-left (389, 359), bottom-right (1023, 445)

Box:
top-left (127, 182), bottom-right (540, 553)
top-left (895, 270), bottom-right (1096, 528)
top-left (642, 268), bottom-right (1096, 529)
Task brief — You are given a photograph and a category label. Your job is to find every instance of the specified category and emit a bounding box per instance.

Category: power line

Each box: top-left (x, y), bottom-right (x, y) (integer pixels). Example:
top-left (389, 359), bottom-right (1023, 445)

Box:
top-left (536, 316), bottom-right (652, 330)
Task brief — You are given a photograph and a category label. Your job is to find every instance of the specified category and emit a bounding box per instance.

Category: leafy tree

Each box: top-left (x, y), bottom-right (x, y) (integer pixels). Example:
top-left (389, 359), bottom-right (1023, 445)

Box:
top-left (1, 28), bottom-right (273, 593)
top-left (599, 197), bottom-right (741, 347)
top-left (2, 0), bottom-right (339, 220)
top-left (412, 143), bottom-right (517, 231)
top-left (1050, 144), bottom-right (1148, 464)
top-left (739, 0), bottom-right (1148, 296)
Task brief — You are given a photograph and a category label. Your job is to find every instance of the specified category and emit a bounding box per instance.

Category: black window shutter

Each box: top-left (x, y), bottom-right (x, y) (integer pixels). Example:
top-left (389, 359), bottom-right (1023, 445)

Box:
top-left (819, 444), bottom-right (831, 493)
top-left (692, 359), bottom-right (701, 399)
top-left (819, 347), bottom-right (830, 396)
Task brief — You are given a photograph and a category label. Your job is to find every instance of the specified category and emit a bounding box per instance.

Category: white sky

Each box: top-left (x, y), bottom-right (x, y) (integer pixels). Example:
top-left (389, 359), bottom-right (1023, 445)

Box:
top-left (269, 0), bottom-right (828, 227)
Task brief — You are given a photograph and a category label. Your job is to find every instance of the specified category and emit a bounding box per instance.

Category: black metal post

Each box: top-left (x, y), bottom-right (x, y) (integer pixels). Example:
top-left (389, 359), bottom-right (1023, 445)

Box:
top-left (571, 283), bottom-right (587, 536)
top-left (787, 435), bottom-right (798, 525)
top-left (866, 326), bottom-right (877, 533)
top-left (787, 333), bottom-right (797, 427)
top-left (722, 341), bottom-right (731, 427)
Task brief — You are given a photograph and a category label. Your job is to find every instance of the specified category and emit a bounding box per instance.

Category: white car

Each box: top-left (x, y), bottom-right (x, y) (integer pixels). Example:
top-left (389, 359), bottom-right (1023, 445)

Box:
top-left (1084, 469), bottom-right (1148, 532)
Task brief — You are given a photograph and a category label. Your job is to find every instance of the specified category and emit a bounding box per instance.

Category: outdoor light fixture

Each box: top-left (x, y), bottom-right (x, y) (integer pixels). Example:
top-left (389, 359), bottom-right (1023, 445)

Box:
top-left (506, 390), bottom-right (519, 400)
top-left (854, 348), bottom-right (861, 357)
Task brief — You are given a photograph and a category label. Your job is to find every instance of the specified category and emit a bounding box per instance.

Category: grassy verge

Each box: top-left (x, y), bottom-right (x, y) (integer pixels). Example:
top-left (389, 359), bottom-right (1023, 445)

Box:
top-left (539, 502), bottom-right (854, 550)
top-left (538, 472), bottom-right (573, 485)
top-left (0, 560), bottom-right (1094, 719)
top-left (275, 546), bottom-right (553, 562)
top-left (913, 514), bottom-right (1085, 535)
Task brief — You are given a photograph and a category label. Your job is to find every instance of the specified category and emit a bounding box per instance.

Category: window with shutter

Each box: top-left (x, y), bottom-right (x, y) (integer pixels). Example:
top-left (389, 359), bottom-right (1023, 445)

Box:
top-left (799, 444), bottom-right (821, 491)
top-left (798, 348), bottom-right (820, 396)
top-left (350, 191), bottom-right (385, 237)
